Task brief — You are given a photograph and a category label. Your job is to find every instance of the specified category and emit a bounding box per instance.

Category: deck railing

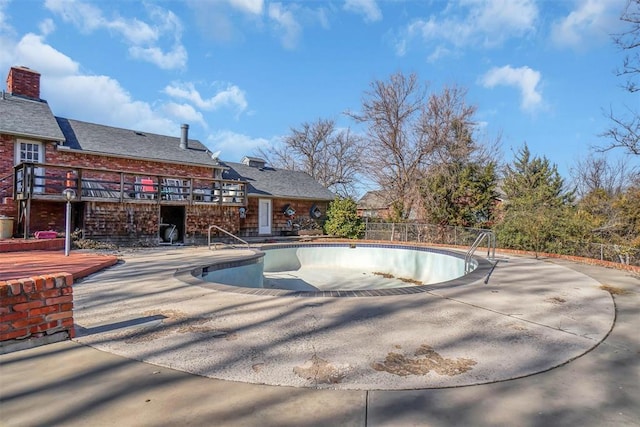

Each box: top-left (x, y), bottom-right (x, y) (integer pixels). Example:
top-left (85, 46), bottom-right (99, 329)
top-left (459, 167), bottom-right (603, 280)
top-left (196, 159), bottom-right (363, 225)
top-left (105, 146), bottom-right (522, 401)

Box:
top-left (12, 162), bottom-right (247, 206)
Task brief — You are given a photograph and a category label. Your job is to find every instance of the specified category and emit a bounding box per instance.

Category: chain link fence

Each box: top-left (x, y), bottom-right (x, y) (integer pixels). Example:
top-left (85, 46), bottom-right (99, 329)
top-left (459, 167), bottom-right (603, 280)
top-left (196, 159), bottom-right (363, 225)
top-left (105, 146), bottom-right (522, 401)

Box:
top-left (363, 221), bottom-right (639, 267)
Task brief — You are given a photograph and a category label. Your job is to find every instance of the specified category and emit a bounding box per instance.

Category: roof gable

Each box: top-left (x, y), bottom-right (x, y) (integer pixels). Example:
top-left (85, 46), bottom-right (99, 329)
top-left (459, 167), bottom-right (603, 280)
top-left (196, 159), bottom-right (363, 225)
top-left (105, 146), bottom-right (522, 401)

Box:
top-left (0, 94), bottom-right (65, 141)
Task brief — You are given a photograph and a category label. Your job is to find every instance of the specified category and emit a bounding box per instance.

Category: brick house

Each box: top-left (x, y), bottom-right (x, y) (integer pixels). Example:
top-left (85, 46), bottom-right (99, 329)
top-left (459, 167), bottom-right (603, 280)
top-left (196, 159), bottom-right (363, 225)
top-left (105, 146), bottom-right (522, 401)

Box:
top-left (356, 190), bottom-right (393, 219)
top-left (0, 66), bottom-right (334, 244)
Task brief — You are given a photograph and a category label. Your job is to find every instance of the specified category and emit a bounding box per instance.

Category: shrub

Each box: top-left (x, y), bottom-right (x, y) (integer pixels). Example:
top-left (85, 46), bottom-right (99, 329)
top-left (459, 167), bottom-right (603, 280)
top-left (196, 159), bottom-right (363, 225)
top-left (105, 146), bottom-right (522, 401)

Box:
top-left (324, 197), bottom-right (365, 239)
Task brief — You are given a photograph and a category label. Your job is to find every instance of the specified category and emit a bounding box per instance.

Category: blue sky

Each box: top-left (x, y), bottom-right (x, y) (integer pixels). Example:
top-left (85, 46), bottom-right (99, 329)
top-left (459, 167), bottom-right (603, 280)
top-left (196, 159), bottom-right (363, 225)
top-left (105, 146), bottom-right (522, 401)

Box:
top-left (1, 0), bottom-right (637, 191)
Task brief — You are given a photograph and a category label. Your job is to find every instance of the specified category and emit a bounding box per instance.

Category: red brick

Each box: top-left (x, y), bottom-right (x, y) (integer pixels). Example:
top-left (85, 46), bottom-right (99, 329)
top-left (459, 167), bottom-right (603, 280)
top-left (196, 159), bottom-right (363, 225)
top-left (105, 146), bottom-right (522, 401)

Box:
top-left (45, 295), bottom-right (72, 305)
top-left (60, 302), bottom-right (73, 311)
top-left (0, 328), bottom-right (29, 340)
top-left (44, 276), bottom-right (56, 289)
top-left (28, 289), bottom-right (60, 300)
top-left (61, 318), bottom-right (74, 328)
top-left (46, 311), bottom-right (72, 321)
top-left (33, 276), bottom-right (46, 291)
top-left (9, 282), bottom-right (22, 296)
top-left (0, 285), bottom-right (10, 298)
top-left (0, 311), bottom-right (27, 323)
top-left (21, 279), bottom-right (35, 293)
top-left (12, 316), bottom-right (44, 329)
top-left (29, 305), bottom-right (59, 316)
top-left (62, 273), bottom-right (73, 286)
top-left (61, 287), bottom-right (73, 296)
top-left (2, 294), bottom-right (28, 305)
top-left (68, 327), bottom-right (76, 338)
top-left (0, 323), bottom-right (10, 332)
top-left (12, 300), bottom-right (44, 312)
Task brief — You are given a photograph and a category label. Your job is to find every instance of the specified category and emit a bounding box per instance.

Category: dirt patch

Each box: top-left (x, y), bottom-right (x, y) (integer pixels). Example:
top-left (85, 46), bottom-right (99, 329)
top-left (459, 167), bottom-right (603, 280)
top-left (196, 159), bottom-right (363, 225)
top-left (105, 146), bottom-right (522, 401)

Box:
top-left (373, 272), bottom-right (394, 279)
top-left (373, 272), bottom-right (423, 285)
top-left (600, 284), bottom-right (628, 295)
top-left (545, 296), bottom-right (567, 304)
top-left (372, 344), bottom-right (477, 377)
top-left (293, 355), bottom-right (348, 384)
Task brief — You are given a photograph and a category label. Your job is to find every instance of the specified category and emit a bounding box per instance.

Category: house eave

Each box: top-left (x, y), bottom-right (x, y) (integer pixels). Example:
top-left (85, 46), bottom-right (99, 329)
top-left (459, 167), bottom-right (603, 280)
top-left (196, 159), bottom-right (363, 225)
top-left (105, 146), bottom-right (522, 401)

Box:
top-left (55, 146), bottom-right (229, 170)
top-left (1, 129), bottom-right (65, 143)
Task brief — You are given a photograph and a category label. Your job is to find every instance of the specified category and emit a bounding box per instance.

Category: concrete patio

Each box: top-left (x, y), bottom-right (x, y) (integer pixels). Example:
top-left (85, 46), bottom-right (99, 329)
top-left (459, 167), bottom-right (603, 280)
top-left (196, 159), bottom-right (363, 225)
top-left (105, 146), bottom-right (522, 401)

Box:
top-left (0, 246), bottom-right (638, 426)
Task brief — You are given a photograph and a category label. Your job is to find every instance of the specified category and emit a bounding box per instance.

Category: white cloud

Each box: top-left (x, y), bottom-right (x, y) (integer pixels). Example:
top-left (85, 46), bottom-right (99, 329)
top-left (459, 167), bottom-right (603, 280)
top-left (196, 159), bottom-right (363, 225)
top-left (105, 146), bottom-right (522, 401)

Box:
top-left (38, 18), bottom-right (56, 36)
top-left (268, 2), bottom-right (302, 49)
top-left (129, 45), bottom-right (187, 70)
top-left (344, 0), bottom-right (382, 23)
top-left (162, 102), bottom-right (207, 128)
top-left (206, 130), bottom-right (270, 162)
top-left (48, 74), bottom-right (176, 135)
top-left (12, 33), bottom-right (79, 76)
top-left (480, 65), bottom-right (543, 111)
top-left (550, 0), bottom-right (625, 49)
top-left (164, 82), bottom-right (248, 116)
top-left (44, 0), bottom-right (187, 69)
top-left (228, 0), bottom-right (263, 15)
top-left (397, 0), bottom-right (537, 58)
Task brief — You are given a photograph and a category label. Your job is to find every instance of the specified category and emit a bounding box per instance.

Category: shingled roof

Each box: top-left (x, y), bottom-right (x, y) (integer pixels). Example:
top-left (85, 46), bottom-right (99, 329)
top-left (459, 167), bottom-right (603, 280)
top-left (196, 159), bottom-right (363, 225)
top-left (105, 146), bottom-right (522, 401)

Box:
top-left (222, 161), bottom-right (335, 201)
top-left (0, 94), bottom-right (65, 142)
top-left (55, 117), bottom-right (221, 167)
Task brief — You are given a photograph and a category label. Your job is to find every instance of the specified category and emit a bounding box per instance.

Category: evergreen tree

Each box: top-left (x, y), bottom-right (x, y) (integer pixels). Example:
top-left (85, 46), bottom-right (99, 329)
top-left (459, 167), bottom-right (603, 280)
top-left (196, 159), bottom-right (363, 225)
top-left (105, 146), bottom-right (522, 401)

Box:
top-left (495, 144), bottom-right (573, 256)
top-left (423, 161), bottom-right (498, 228)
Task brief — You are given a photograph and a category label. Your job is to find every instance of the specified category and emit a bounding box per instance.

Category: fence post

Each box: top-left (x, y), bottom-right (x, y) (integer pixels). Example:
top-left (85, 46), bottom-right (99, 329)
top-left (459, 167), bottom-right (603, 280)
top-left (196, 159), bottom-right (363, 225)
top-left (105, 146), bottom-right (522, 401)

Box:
top-left (600, 244), bottom-right (603, 261)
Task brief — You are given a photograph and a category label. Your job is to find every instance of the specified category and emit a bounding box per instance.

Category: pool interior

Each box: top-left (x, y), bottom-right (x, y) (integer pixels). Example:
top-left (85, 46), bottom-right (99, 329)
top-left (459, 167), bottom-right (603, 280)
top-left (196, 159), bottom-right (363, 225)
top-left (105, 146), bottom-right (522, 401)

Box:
top-left (197, 244), bottom-right (482, 294)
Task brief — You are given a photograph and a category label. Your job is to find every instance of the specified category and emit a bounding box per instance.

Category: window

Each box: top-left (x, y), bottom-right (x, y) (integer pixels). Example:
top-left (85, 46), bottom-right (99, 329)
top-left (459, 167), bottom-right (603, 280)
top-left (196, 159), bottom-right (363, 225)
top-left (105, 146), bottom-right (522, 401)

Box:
top-left (15, 140), bottom-right (43, 164)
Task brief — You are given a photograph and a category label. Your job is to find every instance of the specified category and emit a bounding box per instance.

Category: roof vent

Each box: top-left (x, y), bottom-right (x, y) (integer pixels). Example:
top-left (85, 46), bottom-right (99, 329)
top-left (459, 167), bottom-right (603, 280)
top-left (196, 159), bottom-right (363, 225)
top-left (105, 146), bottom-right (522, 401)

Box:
top-left (241, 156), bottom-right (266, 168)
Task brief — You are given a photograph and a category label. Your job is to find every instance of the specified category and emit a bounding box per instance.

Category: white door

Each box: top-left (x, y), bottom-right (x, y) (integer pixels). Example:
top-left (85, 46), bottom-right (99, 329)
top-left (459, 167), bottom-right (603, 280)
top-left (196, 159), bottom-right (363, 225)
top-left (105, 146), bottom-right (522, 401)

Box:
top-left (15, 140), bottom-right (44, 193)
top-left (258, 198), bottom-right (272, 235)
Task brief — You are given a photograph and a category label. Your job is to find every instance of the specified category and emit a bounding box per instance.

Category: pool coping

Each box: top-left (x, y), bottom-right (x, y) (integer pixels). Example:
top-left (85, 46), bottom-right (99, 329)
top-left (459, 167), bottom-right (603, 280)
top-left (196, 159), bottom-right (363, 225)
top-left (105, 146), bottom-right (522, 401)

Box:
top-left (175, 242), bottom-right (495, 297)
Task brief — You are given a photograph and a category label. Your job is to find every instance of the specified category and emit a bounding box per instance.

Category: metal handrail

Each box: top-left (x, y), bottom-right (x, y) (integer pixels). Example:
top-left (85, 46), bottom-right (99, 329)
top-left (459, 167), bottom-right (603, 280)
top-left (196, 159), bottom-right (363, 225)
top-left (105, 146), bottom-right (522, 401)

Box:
top-left (208, 225), bottom-right (249, 250)
top-left (465, 230), bottom-right (496, 273)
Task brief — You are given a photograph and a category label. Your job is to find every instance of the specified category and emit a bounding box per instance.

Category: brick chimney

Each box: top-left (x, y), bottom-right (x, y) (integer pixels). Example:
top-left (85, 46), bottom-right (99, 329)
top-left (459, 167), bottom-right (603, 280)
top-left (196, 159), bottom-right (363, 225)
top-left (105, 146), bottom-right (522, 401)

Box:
top-left (6, 66), bottom-right (41, 99)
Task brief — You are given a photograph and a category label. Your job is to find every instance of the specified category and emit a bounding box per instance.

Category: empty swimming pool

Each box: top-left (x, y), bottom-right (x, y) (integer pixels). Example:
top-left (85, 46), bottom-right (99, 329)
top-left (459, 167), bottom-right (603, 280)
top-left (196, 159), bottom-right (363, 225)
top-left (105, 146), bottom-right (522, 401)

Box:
top-left (190, 243), bottom-right (491, 297)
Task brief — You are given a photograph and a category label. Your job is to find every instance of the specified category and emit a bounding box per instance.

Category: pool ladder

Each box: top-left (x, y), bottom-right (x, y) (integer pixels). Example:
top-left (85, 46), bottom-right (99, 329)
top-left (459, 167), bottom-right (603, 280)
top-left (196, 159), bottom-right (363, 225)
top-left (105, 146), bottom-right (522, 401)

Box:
top-left (208, 225), bottom-right (250, 250)
top-left (464, 230), bottom-right (496, 274)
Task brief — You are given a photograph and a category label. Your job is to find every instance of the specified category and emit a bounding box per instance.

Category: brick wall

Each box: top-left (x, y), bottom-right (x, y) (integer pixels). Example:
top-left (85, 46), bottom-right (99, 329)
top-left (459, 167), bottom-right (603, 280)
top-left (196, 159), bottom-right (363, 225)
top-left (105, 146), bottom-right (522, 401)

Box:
top-left (27, 200), bottom-right (65, 233)
top-left (0, 135), bottom-right (17, 221)
top-left (48, 149), bottom-right (215, 179)
top-left (0, 273), bottom-right (74, 343)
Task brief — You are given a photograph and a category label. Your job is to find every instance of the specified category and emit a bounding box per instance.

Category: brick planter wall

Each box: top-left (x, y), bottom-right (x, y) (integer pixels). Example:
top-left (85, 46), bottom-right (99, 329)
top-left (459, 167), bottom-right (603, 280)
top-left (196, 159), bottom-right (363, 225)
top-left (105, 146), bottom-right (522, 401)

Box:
top-left (0, 273), bottom-right (74, 346)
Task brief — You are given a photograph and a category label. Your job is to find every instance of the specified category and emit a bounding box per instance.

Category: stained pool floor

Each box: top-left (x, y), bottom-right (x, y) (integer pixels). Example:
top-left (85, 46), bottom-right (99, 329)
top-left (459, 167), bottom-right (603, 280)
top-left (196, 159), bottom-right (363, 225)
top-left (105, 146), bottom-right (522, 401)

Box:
top-left (264, 266), bottom-right (424, 291)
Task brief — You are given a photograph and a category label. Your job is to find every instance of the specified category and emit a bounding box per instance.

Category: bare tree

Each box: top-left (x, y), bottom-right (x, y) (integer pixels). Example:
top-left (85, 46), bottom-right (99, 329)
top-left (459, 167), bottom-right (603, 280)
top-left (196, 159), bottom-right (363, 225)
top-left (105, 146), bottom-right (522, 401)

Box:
top-left (348, 72), bottom-right (494, 221)
top-left (347, 72), bottom-right (429, 220)
top-left (601, 0), bottom-right (640, 155)
top-left (570, 154), bottom-right (636, 198)
top-left (257, 118), bottom-right (362, 198)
